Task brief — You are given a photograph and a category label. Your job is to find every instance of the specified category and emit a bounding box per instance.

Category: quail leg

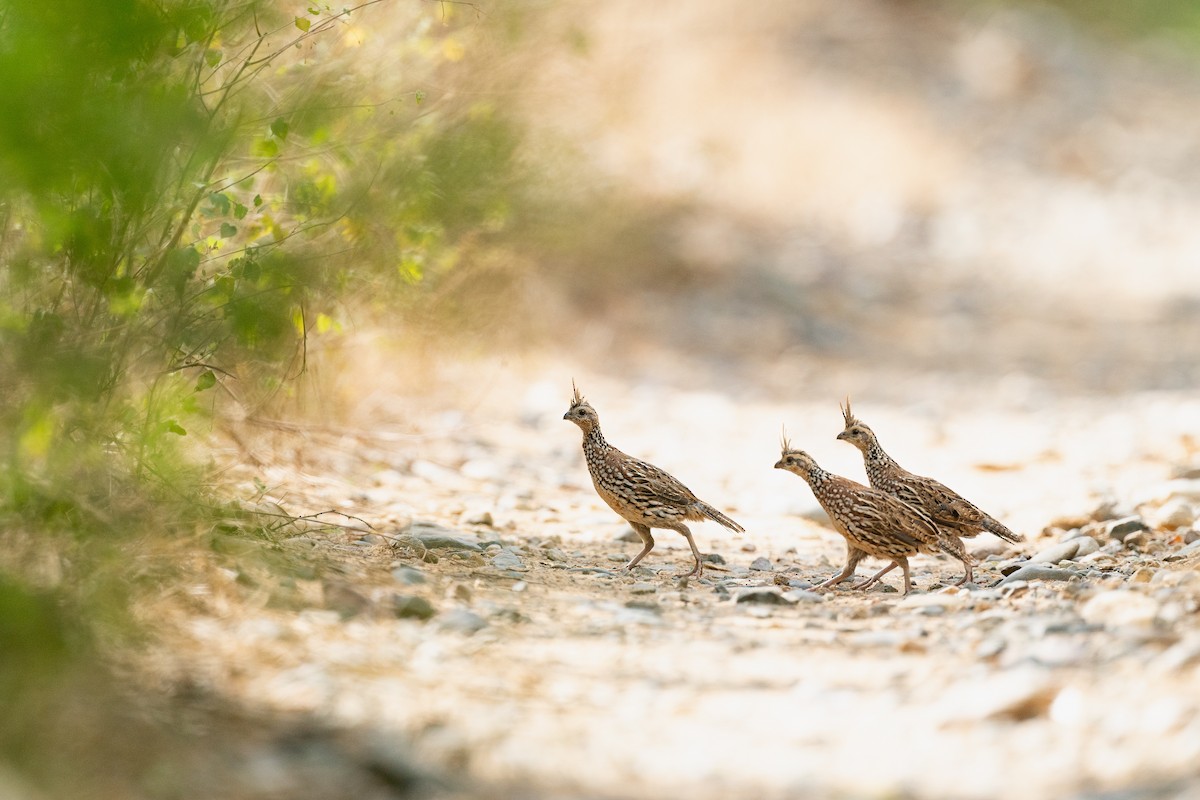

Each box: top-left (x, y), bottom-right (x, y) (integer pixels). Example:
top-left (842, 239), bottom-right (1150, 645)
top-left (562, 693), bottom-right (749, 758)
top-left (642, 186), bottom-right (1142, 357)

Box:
top-left (668, 522), bottom-right (704, 578)
top-left (813, 545), bottom-right (866, 591)
top-left (623, 523), bottom-right (655, 571)
top-left (953, 559), bottom-right (974, 587)
top-left (849, 559), bottom-right (900, 591)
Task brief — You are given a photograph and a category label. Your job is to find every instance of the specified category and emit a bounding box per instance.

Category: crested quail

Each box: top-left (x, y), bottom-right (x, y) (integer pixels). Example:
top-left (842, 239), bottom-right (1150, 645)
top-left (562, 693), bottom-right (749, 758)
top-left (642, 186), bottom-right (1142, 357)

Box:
top-left (564, 382), bottom-right (744, 578)
top-left (774, 433), bottom-right (973, 594)
top-left (837, 399), bottom-right (1022, 549)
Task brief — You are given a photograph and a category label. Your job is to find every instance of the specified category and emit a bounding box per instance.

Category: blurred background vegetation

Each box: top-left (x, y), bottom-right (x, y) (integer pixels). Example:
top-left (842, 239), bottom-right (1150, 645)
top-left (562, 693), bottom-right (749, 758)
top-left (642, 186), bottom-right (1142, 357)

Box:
top-left (3, 0), bottom-right (1200, 796)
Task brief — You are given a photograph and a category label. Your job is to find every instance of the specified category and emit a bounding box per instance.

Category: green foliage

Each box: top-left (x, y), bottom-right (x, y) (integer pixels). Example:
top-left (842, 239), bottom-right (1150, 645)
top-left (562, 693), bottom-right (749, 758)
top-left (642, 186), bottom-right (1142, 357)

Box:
top-left (0, 0), bottom-right (528, 538)
top-left (0, 0), bottom-right (539, 791)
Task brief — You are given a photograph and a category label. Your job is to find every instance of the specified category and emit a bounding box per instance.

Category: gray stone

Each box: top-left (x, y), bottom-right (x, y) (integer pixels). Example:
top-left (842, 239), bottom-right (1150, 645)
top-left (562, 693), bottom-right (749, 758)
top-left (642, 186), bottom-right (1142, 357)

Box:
top-left (391, 566), bottom-right (426, 585)
top-left (1030, 540), bottom-right (1081, 564)
top-left (782, 589), bottom-right (826, 603)
top-left (393, 594), bottom-right (436, 620)
top-left (999, 559), bottom-right (1029, 576)
top-left (435, 609), bottom-right (488, 635)
top-left (998, 565), bottom-right (1081, 585)
top-left (1165, 539), bottom-right (1200, 561)
top-left (543, 547), bottom-right (569, 562)
top-left (1107, 517), bottom-right (1149, 542)
top-left (629, 582), bottom-right (657, 595)
top-left (403, 522), bottom-right (483, 552)
top-left (625, 599), bottom-right (661, 614)
top-left (1072, 536), bottom-right (1100, 557)
top-left (750, 557), bottom-right (773, 571)
top-left (606, 553), bottom-right (628, 563)
top-left (490, 550), bottom-right (527, 571)
top-left (616, 529), bottom-right (641, 543)
top-left (1186, 529), bottom-right (1200, 544)
top-left (735, 588), bottom-right (795, 605)
top-left (703, 553), bottom-right (727, 565)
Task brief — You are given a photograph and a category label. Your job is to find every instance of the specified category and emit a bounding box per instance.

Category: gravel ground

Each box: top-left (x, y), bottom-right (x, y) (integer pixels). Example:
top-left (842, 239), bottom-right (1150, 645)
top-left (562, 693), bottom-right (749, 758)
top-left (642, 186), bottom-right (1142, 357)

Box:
top-left (133, 3), bottom-right (1200, 797)
top-left (138, 360), bottom-right (1200, 800)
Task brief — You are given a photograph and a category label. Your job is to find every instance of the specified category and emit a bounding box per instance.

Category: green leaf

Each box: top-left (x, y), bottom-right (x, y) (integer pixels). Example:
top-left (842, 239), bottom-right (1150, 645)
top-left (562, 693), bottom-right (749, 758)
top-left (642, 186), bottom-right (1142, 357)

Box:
top-left (220, 222), bottom-right (237, 238)
top-left (166, 420), bottom-right (188, 436)
top-left (295, 17), bottom-right (311, 32)
top-left (234, 202), bottom-right (248, 220)
top-left (194, 370), bottom-right (217, 392)
top-left (253, 194), bottom-right (263, 207)
top-left (269, 118), bottom-right (290, 141)
top-left (204, 49), bottom-right (222, 68)
top-left (252, 138), bottom-right (279, 158)
top-left (208, 192), bottom-right (231, 215)
top-left (414, 89), bottom-right (426, 105)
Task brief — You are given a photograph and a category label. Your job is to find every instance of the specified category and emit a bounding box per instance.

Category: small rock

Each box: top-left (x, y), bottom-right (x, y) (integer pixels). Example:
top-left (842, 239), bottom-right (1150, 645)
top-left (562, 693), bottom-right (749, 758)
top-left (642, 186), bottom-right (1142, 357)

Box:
top-left (435, 609), bottom-right (488, 635)
top-left (735, 588), bottom-right (795, 605)
top-left (1072, 536), bottom-right (1100, 557)
top-left (462, 510), bottom-right (494, 527)
top-left (1130, 568), bottom-right (1155, 583)
top-left (393, 594), bottom-right (436, 620)
top-left (998, 565), bottom-right (1080, 585)
top-left (782, 589), bottom-right (825, 603)
top-left (750, 557), bottom-right (773, 571)
top-left (511, 581), bottom-right (528, 592)
top-left (1107, 517), bottom-right (1150, 542)
top-left (629, 582), bottom-right (657, 595)
top-left (606, 553), bottom-right (628, 563)
top-left (403, 522), bottom-right (483, 552)
top-left (1149, 499), bottom-right (1195, 531)
top-left (741, 542), bottom-right (757, 553)
top-left (392, 566), bottom-right (426, 585)
top-left (999, 558), bottom-right (1029, 576)
top-left (1123, 531), bottom-right (1149, 549)
top-left (448, 583), bottom-right (472, 601)
top-left (1165, 539), bottom-right (1200, 561)
top-left (703, 553), bottom-right (727, 565)
top-left (323, 581), bottom-right (370, 618)
top-left (1081, 590), bottom-right (1160, 628)
top-left (1030, 540), bottom-right (1081, 564)
top-left (543, 547), bottom-right (569, 562)
top-left (625, 599), bottom-right (661, 613)
top-left (616, 529), bottom-right (641, 543)
top-left (490, 551), bottom-right (527, 571)
top-left (1186, 529), bottom-right (1200, 544)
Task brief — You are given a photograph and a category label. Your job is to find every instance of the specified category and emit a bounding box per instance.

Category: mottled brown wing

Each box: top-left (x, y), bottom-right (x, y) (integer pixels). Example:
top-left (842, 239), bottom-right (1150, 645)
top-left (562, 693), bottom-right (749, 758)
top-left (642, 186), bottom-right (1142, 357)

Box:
top-left (850, 491), bottom-right (941, 552)
top-left (609, 449), bottom-right (699, 508)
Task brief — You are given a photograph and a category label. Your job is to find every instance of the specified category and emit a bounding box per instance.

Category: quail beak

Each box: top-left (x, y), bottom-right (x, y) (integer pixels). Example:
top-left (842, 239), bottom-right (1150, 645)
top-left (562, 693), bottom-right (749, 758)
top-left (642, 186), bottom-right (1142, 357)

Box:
top-left (835, 431), bottom-right (849, 441)
top-left (562, 412), bottom-right (570, 420)
top-left (773, 459), bottom-right (786, 470)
